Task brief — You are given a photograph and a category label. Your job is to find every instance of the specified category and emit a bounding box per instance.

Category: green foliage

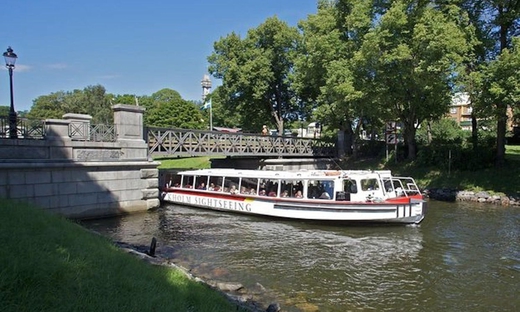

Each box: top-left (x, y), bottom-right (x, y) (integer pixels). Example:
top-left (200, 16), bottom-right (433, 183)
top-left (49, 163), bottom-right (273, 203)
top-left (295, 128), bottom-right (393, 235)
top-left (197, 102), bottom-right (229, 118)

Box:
top-left (144, 89), bottom-right (205, 129)
top-left (207, 87), bottom-right (242, 130)
top-left (27, 85), bottom-right (113, 124)
top-left (415, 119), bottom-right (495, 170)
top-left (208, 17), bottom-right (300, 133)
top-left (416, 119), bottom-right (469, 145)
top-left (0, 106), bottom-right (9, 117)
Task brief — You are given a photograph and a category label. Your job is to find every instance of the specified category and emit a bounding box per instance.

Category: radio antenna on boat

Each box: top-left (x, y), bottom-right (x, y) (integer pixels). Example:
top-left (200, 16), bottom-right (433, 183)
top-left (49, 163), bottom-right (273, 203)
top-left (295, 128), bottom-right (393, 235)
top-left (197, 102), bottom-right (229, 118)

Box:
top-left (330, 157), bottom-right (344, 170)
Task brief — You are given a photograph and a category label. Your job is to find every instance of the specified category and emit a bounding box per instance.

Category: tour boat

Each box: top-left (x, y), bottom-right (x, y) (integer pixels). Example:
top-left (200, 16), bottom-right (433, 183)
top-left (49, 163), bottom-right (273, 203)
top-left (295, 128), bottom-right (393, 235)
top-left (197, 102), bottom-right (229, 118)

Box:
top-left (161, 168), bottom-right (427, 225)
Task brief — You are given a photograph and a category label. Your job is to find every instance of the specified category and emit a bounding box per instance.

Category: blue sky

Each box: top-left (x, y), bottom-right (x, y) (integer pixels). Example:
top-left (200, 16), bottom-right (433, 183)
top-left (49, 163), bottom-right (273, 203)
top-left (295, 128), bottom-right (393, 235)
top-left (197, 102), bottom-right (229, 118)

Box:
top-left (0, 0), bottom-right (319, 112)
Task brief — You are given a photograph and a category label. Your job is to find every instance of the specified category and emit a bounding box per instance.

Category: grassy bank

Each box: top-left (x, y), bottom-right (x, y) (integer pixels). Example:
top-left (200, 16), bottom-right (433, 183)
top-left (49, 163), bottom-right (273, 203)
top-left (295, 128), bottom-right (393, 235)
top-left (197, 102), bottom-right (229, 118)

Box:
top-left (0, 199), bottom-right (246, 312)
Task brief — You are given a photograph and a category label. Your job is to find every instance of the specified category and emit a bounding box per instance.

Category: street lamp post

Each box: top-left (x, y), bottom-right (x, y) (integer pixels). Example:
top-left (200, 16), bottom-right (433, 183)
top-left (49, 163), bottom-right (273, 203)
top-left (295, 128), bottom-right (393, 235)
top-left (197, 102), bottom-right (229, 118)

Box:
top-left (3, 47), bottom-right (18, 139)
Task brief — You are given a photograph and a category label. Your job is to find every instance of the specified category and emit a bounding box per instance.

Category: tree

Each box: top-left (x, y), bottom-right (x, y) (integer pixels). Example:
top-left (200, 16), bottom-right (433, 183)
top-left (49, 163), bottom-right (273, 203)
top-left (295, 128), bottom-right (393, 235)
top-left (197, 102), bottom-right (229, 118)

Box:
top-left (0, 106), bottom-right (10, 117)
top-left (467, 0), bottom-right (520, 166)
top-left (208, 17), bottom-right (300, 134)
top-left (357, 0), bottom-right (474, 160)
top-left (144, 88), bottom-right (205, 129)
top-left (27, 85), bottom-right (113, 123)
top-left (479, 37), bottom-right (520, 152)
top-left (294, 0), bottom-right (374, 156)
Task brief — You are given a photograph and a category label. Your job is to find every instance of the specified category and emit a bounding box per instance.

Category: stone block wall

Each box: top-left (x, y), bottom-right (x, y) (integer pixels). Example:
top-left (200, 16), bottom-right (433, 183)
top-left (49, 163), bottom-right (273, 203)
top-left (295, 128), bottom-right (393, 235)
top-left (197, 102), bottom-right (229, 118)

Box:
top-left (0, 104), bottom-right (160, 219)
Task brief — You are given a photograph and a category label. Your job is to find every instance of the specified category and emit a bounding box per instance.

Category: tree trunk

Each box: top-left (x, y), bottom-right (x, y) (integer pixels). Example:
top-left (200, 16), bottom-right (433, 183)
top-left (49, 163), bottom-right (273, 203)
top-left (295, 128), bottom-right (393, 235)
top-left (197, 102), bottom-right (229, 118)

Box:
top-left (495, 9), bottom-right (509, 167)
top-left (496, 106), bottom-right (507, 166)
top-left (471, 113), bottom-right (478, 153)
top-left (403, 122), bottom-right (417, 160)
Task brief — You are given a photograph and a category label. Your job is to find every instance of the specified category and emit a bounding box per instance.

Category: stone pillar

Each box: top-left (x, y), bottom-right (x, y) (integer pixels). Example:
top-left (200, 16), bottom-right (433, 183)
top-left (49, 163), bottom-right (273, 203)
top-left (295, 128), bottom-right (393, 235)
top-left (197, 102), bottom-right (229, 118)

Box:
top-left (63, 113), bottom-right (92, 141)
top-left (112, 104), bottom-right (148, 160)
top-left (45, 119), bottom-right (71, 140)
top-left (113, 104), bottom-right (145, 140)
top-left (45, 119), bottom-right (73, 159)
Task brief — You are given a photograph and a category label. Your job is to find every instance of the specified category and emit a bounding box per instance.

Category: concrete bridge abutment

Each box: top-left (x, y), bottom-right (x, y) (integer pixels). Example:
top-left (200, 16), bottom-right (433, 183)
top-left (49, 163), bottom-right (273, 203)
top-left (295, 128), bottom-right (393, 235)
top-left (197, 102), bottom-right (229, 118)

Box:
top-left (0, 104), bottom-right (160, 219)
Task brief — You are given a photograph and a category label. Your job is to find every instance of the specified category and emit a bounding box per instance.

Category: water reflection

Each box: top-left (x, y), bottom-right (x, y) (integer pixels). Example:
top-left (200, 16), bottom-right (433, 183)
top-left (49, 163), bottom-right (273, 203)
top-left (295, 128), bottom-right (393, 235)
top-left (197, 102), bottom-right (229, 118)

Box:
top-left (82, 201), bottom-right (520, 311)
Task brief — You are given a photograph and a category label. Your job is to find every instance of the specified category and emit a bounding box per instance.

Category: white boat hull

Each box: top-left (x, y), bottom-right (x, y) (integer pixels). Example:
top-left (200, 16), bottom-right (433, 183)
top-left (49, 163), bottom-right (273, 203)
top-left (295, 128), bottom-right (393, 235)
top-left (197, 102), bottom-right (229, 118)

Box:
top-left (162, 190), bottom-right (426, 225)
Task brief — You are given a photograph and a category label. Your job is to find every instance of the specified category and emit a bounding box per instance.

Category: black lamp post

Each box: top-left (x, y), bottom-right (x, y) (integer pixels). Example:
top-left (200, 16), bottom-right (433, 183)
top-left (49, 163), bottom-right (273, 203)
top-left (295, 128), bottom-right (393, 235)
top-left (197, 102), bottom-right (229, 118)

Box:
top-left (3, 46), bottom-right (18, 139)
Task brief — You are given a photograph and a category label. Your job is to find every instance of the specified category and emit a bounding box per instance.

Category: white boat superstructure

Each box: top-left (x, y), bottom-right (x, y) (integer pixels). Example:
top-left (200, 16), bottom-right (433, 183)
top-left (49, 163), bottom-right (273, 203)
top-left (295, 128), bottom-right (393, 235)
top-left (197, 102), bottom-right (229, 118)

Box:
top-left (161, 168), bottom-right (427, 224)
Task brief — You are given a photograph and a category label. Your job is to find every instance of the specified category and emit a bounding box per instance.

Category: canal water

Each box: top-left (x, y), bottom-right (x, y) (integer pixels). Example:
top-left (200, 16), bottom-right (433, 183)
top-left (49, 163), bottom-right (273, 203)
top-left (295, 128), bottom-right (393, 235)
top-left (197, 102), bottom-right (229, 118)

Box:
top-left (82, 201), bottom-right (519, 311)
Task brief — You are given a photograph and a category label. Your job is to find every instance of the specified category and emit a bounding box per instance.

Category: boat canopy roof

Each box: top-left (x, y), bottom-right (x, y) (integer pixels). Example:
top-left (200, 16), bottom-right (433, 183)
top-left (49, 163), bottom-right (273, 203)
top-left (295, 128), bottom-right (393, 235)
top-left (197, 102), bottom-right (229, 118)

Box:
top-left (176, 168), bottom-right (395, 180)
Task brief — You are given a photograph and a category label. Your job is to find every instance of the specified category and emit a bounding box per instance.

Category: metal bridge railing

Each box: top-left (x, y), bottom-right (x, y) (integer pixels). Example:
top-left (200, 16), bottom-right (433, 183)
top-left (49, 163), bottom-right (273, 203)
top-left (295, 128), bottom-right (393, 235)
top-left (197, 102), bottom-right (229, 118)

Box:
top-left (147, 127), bottom-right (336, 158)
top-left (69, 122), bottom-right (116, 142)
top-left (0, 117), bottom-right (45, 139)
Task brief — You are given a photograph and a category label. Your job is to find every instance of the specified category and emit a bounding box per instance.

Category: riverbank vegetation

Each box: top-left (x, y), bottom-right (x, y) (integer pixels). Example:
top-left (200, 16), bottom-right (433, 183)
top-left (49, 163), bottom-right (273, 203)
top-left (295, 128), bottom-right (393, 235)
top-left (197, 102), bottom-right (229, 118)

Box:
top-left (0, 199), bottom-right (248, 312)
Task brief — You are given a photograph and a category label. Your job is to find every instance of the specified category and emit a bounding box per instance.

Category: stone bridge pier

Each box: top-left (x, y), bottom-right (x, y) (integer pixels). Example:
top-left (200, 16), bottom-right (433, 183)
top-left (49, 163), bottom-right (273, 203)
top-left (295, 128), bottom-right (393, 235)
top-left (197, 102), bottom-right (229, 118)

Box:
top-left (0, 104), bottom-right (160, 219)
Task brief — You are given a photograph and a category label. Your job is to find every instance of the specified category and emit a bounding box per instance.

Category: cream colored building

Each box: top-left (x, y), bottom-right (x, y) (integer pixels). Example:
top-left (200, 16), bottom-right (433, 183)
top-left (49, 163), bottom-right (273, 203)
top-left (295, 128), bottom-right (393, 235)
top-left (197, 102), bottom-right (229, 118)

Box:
top-left (448, 92), bottom-right (516, 131)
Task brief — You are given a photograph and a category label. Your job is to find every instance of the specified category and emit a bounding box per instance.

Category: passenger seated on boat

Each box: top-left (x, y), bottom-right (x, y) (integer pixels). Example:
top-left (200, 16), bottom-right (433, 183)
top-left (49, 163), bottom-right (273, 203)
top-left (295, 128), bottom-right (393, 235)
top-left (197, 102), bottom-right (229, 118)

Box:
top-left (268, 190), bottom-right (276, 197)
top-left (240, 186), bottom-right (248, 194)
top-left (319, 191), bottom-right (331, 199)
top-left (213, 185), bottom-right (221, 192)
top-left (197, 183), bottom-right (206, 190)
top-left (249, 188), bottom-right (256, 195)
top-left (295, 190), bottom-right (303, 198)
top-left (229, 185), bottom-right (238, 194)
top-left (208, 183), bottom-right (215, 191)
top-left (259, 189), bottom-right (267, 196)
top-left (281, 190), bottom-right (289, 197)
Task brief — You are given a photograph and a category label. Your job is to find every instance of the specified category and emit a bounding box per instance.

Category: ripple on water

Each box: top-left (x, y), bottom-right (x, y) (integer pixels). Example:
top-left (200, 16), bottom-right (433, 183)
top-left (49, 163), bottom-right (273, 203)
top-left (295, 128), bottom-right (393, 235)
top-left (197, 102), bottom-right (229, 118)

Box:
top-left (81, 203), bottom-right (520, 311)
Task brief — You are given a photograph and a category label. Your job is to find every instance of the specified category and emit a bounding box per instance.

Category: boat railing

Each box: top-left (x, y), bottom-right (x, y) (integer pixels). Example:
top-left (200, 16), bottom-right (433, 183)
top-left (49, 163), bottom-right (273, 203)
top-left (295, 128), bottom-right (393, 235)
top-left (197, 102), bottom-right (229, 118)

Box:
top-left (392, 177), bottom-right (422, 197)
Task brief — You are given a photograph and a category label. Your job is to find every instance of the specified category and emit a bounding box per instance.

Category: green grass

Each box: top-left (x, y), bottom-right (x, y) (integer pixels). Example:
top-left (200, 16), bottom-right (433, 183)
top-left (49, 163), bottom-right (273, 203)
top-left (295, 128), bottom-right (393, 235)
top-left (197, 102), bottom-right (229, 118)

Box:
top-left (0, 199), bottom-right (246, 312)
top-left (156, 156), bottom-right (218, 169)
top-left (506, 145), bottom-right (520, 161)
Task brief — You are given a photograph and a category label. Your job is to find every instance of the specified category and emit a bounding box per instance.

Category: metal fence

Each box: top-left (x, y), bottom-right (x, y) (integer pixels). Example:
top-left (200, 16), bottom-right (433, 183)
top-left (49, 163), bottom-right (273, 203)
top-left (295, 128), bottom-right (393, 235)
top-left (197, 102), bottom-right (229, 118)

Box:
top-left (147, 127), bottom-right (337, 158)
top-left (0, 117), bottom-right (45, 139)
top-left (69, 122), bottom-right (116, 142)
top-left (0, 117), bottom-right (116, 142)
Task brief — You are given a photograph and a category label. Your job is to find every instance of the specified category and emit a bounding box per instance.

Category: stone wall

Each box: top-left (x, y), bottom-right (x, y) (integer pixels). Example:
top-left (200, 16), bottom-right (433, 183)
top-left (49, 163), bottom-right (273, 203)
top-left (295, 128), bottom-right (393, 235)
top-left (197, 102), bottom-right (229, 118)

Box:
top-left (0, 104), bottom-right (160, 219)
top-left (424, 188), bottom-right (520, 207)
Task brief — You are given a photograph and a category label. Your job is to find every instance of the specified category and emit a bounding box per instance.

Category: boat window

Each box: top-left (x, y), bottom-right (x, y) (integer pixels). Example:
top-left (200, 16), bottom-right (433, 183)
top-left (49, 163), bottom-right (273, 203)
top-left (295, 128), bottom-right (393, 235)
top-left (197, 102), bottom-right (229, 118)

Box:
top-left (208, 176), bottom-right (223, 192)
top-left (383, 179), bottom-right (394, 193)
top-left (182, 175), bottom-right (195, 188)
top-left (224, 177), bottom-right (240, 194)
top-left (280, 180), bottom-right (304, 198)
top-left (241, 177), bottom-right (258, 195)
top-left (343, 179), bottom-right (357, 193)
top-left (361, 178), bottom-right (380, 191)
top-left (195, 176), bottom-right (209, 190)
top-left (259, 178), bottom-right (280, 197)
top-left (166, 173), bottom-right (182, 188)
top-left (307, 180), bottom-right (334, 199)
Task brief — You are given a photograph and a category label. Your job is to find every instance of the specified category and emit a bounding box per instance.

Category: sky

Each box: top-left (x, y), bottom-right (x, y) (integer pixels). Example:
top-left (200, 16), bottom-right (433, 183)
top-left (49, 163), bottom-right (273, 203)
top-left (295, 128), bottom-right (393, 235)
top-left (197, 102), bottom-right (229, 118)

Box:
top-left (0, 0), bottom-right (319, 112)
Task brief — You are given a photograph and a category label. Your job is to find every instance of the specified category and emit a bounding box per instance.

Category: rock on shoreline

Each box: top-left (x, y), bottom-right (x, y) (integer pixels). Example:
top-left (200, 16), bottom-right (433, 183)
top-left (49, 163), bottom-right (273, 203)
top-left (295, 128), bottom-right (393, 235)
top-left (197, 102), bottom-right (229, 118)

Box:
top-left (424, 188), bottom-right (520, 206)
top-left (114, 241), bottom-right (278, 312)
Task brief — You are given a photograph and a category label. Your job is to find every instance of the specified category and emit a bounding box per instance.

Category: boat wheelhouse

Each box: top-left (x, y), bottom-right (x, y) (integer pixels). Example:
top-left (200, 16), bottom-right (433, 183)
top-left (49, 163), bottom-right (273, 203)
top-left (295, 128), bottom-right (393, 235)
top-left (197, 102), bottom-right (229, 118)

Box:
top-left (161, 168), bottom-right (427, 224)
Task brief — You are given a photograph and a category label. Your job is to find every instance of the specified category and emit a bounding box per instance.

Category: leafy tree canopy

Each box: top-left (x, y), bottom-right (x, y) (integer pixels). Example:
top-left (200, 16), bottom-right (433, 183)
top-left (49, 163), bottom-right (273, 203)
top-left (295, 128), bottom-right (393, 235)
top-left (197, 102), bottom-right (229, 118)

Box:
top-left (208, 16), bottom-right (300, 134)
